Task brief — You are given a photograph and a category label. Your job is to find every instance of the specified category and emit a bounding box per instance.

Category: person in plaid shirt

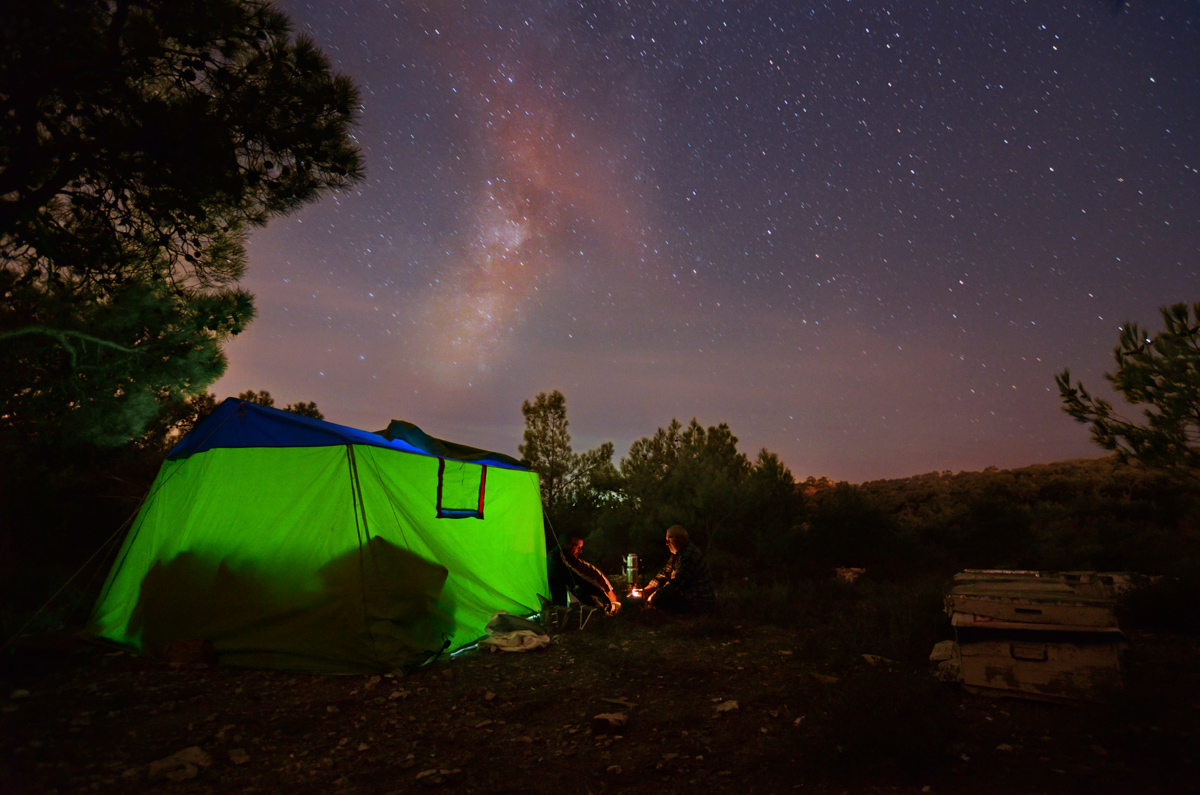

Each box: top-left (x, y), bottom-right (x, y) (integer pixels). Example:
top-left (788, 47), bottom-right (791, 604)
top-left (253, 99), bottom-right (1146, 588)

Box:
top-left (643, 525), bottom-right (715, 615)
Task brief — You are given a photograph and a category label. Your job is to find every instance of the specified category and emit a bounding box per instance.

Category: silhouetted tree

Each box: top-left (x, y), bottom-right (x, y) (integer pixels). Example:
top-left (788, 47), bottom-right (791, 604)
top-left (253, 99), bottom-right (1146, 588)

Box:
top-left (0, 0), bottom-right (362, 455)
top-left (238, 390), bottom-right (324, 420)
top-left (607, 419), bottom-right (753, 561)
top-left (285, 401), bottom-right (324, 420)
top-left (741, 450), bottom-right (808, 563)
top-left (518, 390), bottom-right (615, 532)
top-left (805, 483), bottom-right (900, 568)
top-left (135, 390), bottom-right (325, 457)
top-left (238, 390), bottom-right (276, 408)
top-left (135, 392), bottom-right (221, 455)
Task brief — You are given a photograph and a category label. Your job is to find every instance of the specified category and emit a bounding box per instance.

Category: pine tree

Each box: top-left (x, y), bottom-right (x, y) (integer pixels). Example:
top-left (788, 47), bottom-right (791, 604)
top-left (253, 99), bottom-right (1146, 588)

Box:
top-left (518, 390), bottom-right (615, 528)
top-left (1057, 302), bottom-right (1200, 479)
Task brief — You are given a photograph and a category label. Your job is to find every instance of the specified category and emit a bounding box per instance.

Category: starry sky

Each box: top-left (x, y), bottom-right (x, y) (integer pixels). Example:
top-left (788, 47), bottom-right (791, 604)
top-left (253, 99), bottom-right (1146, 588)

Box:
top-left (212, 0), bottom-right (1200, 483)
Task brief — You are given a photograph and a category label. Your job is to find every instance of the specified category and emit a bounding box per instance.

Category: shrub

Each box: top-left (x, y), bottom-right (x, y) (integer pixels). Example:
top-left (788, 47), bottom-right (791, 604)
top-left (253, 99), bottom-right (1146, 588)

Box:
top-left (1117, 569), bottom-right (1200, 634)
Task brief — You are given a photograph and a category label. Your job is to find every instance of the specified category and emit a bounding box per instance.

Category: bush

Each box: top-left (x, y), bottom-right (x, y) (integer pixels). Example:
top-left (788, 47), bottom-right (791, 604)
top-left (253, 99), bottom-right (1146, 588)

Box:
top-left (841, 576), bottom-right (951, 664)
top-left (1117, 569), bottom-right (1200, 634)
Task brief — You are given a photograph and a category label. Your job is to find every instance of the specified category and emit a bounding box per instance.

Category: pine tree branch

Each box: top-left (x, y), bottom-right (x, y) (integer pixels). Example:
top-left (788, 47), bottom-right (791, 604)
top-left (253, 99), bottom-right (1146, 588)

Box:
top-left (0, 327), bottom-right (141, 368)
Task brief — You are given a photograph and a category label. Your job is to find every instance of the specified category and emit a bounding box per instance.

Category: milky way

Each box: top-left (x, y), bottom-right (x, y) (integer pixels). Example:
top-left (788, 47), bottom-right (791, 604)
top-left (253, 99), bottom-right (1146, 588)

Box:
top-left (213, 0), bottom-right (1200, 482)
top-left (410, 2), bottom-right (648, 382)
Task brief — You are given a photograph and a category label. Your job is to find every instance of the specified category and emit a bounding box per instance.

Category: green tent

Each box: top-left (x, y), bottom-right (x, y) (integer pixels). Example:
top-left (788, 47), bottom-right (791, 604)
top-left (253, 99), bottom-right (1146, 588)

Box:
top-left (88, 398), bottom-right (547, 673)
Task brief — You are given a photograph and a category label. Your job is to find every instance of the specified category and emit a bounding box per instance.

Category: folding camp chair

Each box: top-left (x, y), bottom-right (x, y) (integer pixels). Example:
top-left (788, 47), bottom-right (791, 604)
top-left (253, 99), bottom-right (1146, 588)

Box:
top-left (538, 593), bottom-right (599, 631)
top-left (568, 592), bottom-right (600, 630)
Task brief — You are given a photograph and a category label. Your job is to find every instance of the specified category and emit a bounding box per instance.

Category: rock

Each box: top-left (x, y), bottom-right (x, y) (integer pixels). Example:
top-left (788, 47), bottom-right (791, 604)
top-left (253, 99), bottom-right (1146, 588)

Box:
top-left (862, 654), bottom-right (896, 666)
top-left (591, 712), bottom-right (628, 734)
top-left (229, 748), bottom-right (250, 765)
top-left (147, 746), bottom-right (212, 782)
top-left (810, 673), bottom-right (839, 684)
top-left (415, 767), bottom-right (460, 785)
top-left (714, 700), bottom-right (739, 713)
top-left (929, 640), bottom-right (959, 662)
top-left (995, 743), bottom-right (1013, 752)
top-left (935, 658), bottom-right (962, 682)
top-left (836, 567), bottom-right (866, 583)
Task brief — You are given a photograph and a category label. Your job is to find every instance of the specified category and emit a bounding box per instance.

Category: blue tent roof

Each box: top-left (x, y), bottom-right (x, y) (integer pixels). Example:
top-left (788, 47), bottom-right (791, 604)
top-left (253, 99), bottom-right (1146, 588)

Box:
top-left (168, 398), bottom-right (529, 470)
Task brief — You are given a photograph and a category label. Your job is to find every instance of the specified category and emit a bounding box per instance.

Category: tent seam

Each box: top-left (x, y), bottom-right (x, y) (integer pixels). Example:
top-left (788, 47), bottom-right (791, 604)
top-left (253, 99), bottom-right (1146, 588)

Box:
top-left (347, 444), bottom-right (384, 669)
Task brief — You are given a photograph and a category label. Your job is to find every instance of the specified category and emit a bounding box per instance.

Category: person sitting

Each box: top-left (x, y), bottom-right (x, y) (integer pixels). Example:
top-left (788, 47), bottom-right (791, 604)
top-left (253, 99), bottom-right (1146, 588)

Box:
top-left (642, 525), bottom-right (715, 615)
top-left (547, 533), bottom-right (621, 615)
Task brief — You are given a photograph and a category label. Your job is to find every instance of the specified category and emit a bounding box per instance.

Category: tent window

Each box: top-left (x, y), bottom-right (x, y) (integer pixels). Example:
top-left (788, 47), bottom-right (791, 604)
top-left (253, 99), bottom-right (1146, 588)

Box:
top-left (436, 459), bottom-right (486, 519)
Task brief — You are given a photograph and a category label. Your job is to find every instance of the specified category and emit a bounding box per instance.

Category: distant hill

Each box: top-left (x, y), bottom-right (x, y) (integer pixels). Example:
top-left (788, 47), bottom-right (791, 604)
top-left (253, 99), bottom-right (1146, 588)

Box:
top-left (836, 455), bottom-right (1199, 575)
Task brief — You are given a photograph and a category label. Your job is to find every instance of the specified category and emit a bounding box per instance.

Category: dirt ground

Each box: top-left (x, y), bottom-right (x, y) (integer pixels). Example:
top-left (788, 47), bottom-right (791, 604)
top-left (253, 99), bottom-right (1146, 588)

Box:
top-left (2, 604), bottom-right (1197, 795)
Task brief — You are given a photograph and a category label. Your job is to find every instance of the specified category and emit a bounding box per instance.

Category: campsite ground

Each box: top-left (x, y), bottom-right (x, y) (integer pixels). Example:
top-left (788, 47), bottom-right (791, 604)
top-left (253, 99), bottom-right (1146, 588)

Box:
top-left (2, 586), bottom-right (1197, 795)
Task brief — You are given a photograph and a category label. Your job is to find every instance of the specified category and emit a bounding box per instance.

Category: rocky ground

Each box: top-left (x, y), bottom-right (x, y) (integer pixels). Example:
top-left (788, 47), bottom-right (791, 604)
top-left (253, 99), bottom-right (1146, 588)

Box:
top-left (2, 602), bottom-right (1197, 795)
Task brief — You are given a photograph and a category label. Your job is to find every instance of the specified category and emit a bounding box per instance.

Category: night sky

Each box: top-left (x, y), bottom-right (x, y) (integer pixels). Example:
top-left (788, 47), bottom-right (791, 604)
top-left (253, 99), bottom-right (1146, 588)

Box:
top-left (212, 0), bottom-right (1200, 483)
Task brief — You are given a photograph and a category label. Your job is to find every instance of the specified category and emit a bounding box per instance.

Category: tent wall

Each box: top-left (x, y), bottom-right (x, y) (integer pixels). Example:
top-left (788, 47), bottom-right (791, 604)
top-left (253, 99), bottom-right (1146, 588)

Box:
top-left (353, 445), bottom-right (546, 651)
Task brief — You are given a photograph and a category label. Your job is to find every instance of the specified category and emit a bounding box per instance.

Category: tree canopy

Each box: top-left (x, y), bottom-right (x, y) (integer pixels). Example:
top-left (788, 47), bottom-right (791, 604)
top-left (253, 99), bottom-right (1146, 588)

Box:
top-left (1057, 302), bottom-right (1200, 479)
top-left (0, 0), bottom-right (362, 452)
top-left (517, 400), bottom-right (805, 575)
top-left (518, 390), bottom-right (615, 529)
top-left (618, 419), bottom-right (752, 549)
top-left (236, 389), bottom-right (324, 420)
